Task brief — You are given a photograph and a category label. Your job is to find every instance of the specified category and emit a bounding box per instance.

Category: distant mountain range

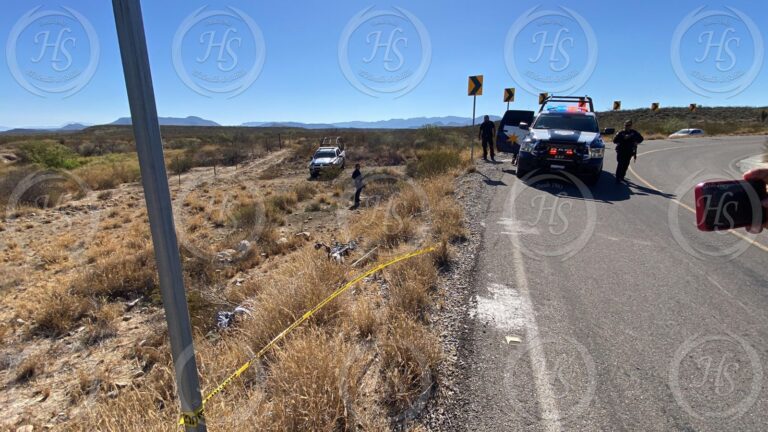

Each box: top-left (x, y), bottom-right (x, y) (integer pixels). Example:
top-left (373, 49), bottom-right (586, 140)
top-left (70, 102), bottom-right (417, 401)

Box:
top-left (0, 123), bottom-right (89, 135)
top-left (242, 116), bottom-right (501, 129)
top-left (110, 116), bottom-right (221, 127)
top-left (1, 115), bottom-right (499, 134)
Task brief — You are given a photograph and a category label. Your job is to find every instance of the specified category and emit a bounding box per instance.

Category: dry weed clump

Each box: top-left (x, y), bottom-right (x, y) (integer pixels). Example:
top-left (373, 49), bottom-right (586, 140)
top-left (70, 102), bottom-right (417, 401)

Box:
top-left (266, 329), bottom-right (367, 431)
top-left (292, 182), bottom-right (317, 201)
top-left (32, 289), bottom-right (92, 337)
top-left (14, 352), bottom-right (45, 383)
top-left (378, 315), bottom-right (442, 415)
top-left (266, 191), bottom-right (298, 214)
top-left (72, 245), bottom-right (158, 300)
top-left (384, 255), bottom-right (438, 318)
top-left (242, 247), bottom-right (348, 350)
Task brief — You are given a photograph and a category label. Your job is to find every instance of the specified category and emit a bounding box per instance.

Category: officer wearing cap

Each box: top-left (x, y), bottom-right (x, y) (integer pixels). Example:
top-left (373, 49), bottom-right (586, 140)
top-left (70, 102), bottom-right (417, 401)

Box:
top-left (613, 120), bottom-right (643, 183)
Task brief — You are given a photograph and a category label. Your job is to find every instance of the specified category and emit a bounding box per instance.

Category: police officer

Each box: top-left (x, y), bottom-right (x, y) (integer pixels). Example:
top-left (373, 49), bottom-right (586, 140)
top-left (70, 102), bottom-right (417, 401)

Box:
top-left (613, 120), bottom-right (643, 183)
top-left (478, 115), bottom-right (496, 162)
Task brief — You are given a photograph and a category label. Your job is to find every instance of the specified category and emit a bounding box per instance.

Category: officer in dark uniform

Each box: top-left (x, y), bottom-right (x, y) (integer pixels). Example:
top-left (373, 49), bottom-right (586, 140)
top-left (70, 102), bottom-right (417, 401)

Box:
top-left (613, 120), bottom-right (643, 183)
top-left (478, 115), bottom-right (496, 162)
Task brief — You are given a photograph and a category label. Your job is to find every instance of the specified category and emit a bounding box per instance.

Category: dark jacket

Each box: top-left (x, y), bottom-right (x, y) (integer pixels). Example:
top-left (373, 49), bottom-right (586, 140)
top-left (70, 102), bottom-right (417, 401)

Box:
top-left (479, 120), bottom-right (495, 139)
top-left (613, 129), bottom-right (644, 156)
top-left (352, 168), bottom-right (363, 190)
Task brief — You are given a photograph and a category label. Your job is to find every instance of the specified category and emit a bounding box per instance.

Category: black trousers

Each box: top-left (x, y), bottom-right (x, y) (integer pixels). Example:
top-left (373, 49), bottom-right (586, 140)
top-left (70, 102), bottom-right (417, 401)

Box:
top-left (482, 137), bottom-right (495, 159)
top-left (354, 186), bottom-right (363, 206)
top-left (616, 153), bottom-right (633, 181)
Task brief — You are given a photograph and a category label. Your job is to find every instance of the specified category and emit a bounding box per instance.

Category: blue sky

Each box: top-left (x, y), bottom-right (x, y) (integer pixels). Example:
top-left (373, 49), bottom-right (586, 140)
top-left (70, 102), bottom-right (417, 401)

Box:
top-left (1, 0), bottom-right (767, 128)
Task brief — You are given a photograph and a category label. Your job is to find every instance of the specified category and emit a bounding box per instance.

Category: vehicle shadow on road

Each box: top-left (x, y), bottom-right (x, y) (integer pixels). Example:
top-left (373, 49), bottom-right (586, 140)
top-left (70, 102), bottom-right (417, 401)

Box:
top-left (521, 172), bottom-right (676, 203)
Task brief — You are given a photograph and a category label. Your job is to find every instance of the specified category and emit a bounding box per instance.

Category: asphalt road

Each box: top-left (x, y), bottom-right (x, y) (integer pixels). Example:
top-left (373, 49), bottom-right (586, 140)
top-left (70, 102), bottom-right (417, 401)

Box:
top-left (455, 136), bottom-right (768, 431)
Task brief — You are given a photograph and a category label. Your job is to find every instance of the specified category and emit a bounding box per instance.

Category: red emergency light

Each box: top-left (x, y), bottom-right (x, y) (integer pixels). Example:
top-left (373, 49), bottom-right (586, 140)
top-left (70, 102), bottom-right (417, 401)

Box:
top-left (548, 148), bottom-right (557, 156)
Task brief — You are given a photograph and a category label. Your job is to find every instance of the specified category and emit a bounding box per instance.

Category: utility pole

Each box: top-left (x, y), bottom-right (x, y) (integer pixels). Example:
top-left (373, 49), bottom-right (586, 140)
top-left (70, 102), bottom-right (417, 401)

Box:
top-left (111, 1), bottom-right (206, 430)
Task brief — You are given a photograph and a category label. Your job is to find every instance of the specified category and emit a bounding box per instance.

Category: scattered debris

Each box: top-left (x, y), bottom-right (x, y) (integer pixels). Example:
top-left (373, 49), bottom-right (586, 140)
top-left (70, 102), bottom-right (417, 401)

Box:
top-left (237, 240), bottom-right (251, 253)
top-left (351, 246), bottom-right (378, 267)
top-left (216, 306), bottom-right (250, 330)
top-left (215, 249), bottom-right (237, 263)
top-left (505, 335), bottom-right (522, 345)
top-left (295, 231), bottom-right (311, 240)
top-left (314, 240), bottom-right (357, 263)
top-left (125, 298), bottom-right (142, 312)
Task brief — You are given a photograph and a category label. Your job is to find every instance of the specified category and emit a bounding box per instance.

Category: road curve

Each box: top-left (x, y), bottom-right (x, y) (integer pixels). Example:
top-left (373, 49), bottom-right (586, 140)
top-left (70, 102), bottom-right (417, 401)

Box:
top-left (454, 135), bottom-right (768, 432)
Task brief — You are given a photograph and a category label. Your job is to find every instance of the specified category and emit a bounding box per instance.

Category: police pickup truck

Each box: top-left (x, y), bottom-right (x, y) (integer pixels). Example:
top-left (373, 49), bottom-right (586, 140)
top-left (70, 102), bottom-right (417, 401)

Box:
top-left (515, 96), bottom-right (614, 185)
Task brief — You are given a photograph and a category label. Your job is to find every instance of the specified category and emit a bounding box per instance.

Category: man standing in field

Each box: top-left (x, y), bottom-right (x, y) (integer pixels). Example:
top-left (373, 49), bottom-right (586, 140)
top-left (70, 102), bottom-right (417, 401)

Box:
top-left (351, 163), bottom-right (364, 209)
top-left (478, 115), bottom-right (496, 162)
top-left (613, 120), bottom-right (643, 183)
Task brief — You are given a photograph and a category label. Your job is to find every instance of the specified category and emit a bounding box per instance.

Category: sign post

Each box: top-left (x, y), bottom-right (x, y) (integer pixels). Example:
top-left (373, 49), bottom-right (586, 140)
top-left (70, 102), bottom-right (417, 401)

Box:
top-left (111, 1), bottom-right (206, 430)
top-left (468, 75), bottom-right (483, 160)
top-left (504, 87), bottom-right (515, 111)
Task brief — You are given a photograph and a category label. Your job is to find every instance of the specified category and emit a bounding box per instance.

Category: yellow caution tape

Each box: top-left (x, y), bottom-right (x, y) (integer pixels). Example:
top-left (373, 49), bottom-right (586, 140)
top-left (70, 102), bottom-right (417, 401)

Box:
top-left (179, 245), bottom-right (436, 427)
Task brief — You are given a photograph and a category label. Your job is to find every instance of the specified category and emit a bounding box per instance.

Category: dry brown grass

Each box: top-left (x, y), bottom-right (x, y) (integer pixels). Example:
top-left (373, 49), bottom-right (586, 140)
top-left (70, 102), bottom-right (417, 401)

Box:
top-left (32, 289), bottom-right (92, 337)
top-left (4, 135), bottom-right (469, 431)
top-left (266, 329), bottom-right (366, 431)
top-left (241, 247), bottom-right (348, 350)
top-left (14, 352), bottom-right (45, 383)
top-left (378, 314), bottom-right (442, 415)
top-left (384, 255), bottom-right (438, 318)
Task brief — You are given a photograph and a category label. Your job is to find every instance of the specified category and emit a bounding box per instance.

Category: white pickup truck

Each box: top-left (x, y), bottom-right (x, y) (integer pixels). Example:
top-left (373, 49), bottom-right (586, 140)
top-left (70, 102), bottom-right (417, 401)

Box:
top-left (309, 146), bottom-right (346, 178)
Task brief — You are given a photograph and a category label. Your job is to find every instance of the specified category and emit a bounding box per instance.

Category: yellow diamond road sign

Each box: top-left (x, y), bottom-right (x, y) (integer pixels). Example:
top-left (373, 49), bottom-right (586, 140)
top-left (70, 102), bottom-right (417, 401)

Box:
top-left (689, 103), bottom-right (697, 112)
top-left (651, 102), bottom-right (660, 111)
top-left (613, 100), bottom-right (621, 111)
top-left (504, 88), bottom-right (515, 103)
top-left (468, 75), bottom-right (483, 96)
top-left (538, 92), bottom-right (548, 105)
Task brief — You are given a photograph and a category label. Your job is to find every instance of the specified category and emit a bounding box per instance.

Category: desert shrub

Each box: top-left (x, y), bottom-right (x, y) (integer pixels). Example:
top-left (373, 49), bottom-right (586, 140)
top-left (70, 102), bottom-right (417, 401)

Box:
top-left (406, 150), bottom-right (462, 178)
top-left (169, 153), bottom-right (194, 174)
top-left (292, 183), bottom-right (317, 201)
top-left (18, 140), bottom-right (82, 169)
top-left (32, 289), bottom-right (93, 337)
top-left (74, 157), bottom-right (141, 190)
top-left (0, 166), bottom-right (79, 209)
top-left (219, 146), bottom-right (248, 166)
top-left (242, 248), bottom-right (347, 350)
top-left (379, 315), bottom-right (442, 415)
top-left (72, 246), bottom-right (158, 300)
top-left (385, 255), bottom-right (437, 317)
top-left (267, 192), bottom-right (298, 213)
top-left (268, 330), bottom-right (365, 431)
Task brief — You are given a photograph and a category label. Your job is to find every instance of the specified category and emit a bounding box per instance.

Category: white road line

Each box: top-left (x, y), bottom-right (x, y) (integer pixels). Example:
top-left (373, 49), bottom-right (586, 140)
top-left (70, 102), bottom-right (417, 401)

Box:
top-left (502, 192), bottom-right (563, 431)
top-left (629, 147), bottom-right (768, 254)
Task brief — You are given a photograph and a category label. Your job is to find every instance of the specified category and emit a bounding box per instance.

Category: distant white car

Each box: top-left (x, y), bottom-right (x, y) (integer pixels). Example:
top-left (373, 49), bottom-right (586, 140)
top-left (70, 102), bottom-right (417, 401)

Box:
top-left (668, 128), bottom-right (705, 139)
top-left (309, 146), bottom-right (345, 177)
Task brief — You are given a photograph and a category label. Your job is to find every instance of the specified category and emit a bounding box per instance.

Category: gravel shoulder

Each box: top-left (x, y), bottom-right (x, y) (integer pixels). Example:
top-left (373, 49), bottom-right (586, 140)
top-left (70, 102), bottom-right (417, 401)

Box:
top-left (420, 159), bottom-right (508, 431)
